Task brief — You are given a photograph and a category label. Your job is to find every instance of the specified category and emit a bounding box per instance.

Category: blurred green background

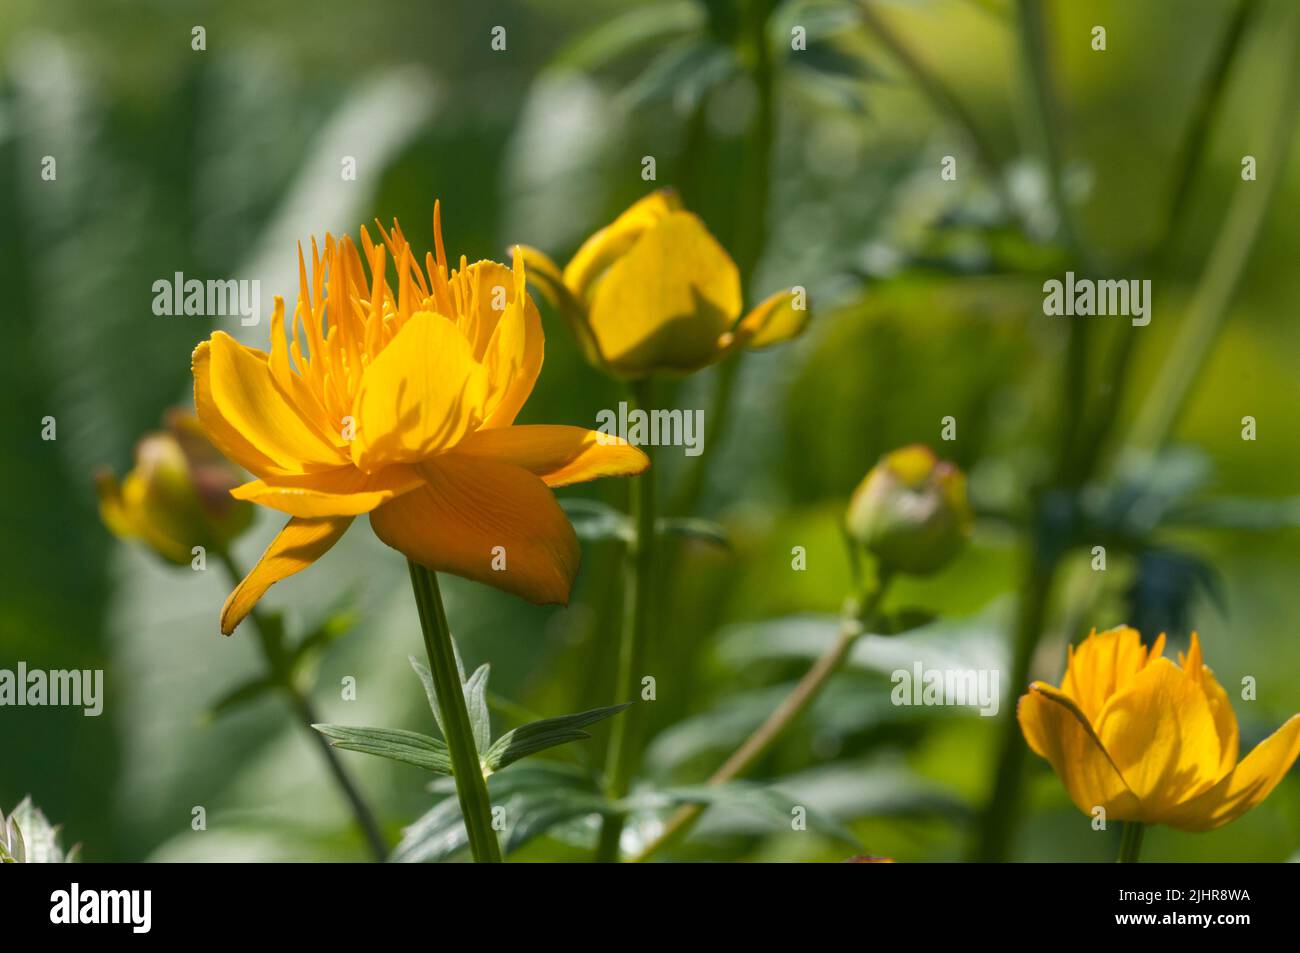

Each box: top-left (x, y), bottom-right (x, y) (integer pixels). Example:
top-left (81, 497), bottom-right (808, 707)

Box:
top-left (2, 0), bottom-right (1297, 862)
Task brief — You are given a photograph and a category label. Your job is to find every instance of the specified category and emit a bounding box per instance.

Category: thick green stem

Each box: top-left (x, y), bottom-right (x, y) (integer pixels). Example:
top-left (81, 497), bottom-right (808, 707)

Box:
top-left (630, 572), bottom-right (892, 862)
top-left (1117, 822), bottom-right (1145, 863)
top-left (215, 550), bottom-right (387, 862)
top-left (595, 379), bottom-right (658, 861)
top-left (407, 561), bottom-right (502, 863)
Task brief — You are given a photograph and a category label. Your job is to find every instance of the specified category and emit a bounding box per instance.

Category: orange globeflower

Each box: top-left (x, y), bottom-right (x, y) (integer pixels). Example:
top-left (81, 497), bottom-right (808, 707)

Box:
top-left (1019, 627), bottom-right (1300, 831)
top-left (193, 203), bottom-right (648, 634)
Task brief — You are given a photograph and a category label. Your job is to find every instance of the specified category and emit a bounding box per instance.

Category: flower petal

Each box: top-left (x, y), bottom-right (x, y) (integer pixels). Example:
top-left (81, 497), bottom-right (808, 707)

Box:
top-left (586, 211), bottom-right (741, 377)
top-left (220, 516), bottom-right (353, 634)
top-left (230, 464), bottom-right (424, 518)
top-left (368, 454), bottom-right (579, 605)
top-left (194, 340), bottom-right (299, 478)
top-left (1095, 657), bottom-right (1224, 817)
top-left (731, 288), bottom-right (810, 350)
top-left (349, 311), bottom-right (489, 472)
top-left (205, 332), bottom-right (345, 472)
top-left (474, 255), bottom-right (544, 430)
top-left (562, 189), bottom-right (683, 301)
top-left (1060, 626), bottom-right (1163, 723)
top-left (1160, 714), bottom-right (1300, 832)
top-left (1179, 632), bottom-right (1239, 778)
top-left (1018, 681), bottom-right (1142, 819)
top-left (453, 425), bottom-right (649, 487)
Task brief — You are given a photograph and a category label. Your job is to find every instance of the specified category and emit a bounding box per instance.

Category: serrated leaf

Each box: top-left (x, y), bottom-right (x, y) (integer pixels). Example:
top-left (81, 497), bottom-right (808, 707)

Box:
top-left (552, 0), bottom-right (702, 72)
top-left (483, 702), bottom-right (634, 772)
top-left (657, 516), bottom-right (731, 550)
top-left (313, 724), bottom-right (453, 774)
top-left (465, 663), bottom-right (491, 755)
top-left (206, 676), bottom-right (277, 720)
top-left (560, 498), bottom-right (633, 543)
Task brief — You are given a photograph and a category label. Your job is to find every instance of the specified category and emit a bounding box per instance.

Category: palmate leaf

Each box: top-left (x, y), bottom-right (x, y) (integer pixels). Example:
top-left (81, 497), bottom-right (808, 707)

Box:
top-left (483, 702), bottom-right (634, 773)
top-left (312, 725), bottom-right (452, 775)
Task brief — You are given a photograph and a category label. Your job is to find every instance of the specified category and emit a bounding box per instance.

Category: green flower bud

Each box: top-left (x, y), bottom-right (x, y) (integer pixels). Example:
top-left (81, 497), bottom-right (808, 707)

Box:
top-left (96, 410), bottom-right (253, 565)
top-left (845, 444), bottom-right (971, 576)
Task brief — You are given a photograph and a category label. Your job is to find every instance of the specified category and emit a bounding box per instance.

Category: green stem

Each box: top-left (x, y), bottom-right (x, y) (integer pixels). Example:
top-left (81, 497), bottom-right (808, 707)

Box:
top-left (630, 571), bottom-right (892, 862)
top-left (406, 561), bottom-right (503, 863)
top-left (215, 550), bottom-right (387, 862)
top-left (1117, 822), bottom-right (1145, 863)
top-left (596, 379), bottom-right (657, 862)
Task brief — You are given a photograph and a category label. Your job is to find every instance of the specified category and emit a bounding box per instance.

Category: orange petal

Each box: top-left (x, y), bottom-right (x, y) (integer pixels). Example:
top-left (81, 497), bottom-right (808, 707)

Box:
top-left (220, 516), bottom-right (353, 634)
top-left (368, 454), bottom-right (579, 605)
top-left (1095, 657), bottom-right (1225, 817)
top-left (349, 311), bottom-right (489, 472)
top-left (1179, 632), bottom-right (1239, 778)
top-left (194, 340), bottom-right (298, 478)
top-left (476, 255), bottom-right (544, 430)
top-left (230, 464), bottom-right (424, 518)
top-left (1161, 715), bottom-right (1300, 831)
top-left (1018, 682), bottom-right (1142, 820)
top-left (452, 425), bottom-right (649, 487)
top-left (206, 332), bottom-right (345, 472)
top-left (1060, 626), bottom-right (1160, 723)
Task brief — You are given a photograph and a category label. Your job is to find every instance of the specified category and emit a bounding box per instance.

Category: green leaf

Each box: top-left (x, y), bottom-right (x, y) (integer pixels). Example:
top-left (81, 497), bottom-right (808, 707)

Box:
top-left (206, 676), bottom-right (277, 720)
top-left (560, 498), bottom-right (633, 543)
top-left (551, 0), bottom-right (702, 72)
top-left (618, 38), bottom-right (737, 113)
top-left (408, 656), bottom-right (444, 735)
top-left (624, 781), bottom-right (861, 849)
top-left (482, 702), bottom-right (634, 772)
top-left (657, 516), bottom-right (731, 550)
top-left (312, 724), bottom-right (453, 774)
top-left (465, 663), bottom-right (491, 755)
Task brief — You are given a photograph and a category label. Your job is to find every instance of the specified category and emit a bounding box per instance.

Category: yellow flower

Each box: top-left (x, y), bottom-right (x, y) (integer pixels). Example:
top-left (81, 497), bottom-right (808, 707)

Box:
top-left (1018, 627), bottom-right (1300, 831)
top-left (97, 410), bottom-right (253, 564)
top-left (192, 203), bottom-right (649, 634)
top-left (515, 189), bottom-right (810, 378)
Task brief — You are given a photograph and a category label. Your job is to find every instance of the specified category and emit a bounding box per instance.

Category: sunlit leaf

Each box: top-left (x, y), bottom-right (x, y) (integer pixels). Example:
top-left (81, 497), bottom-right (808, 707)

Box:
top-left (312, 725), bottom-right (452, 774)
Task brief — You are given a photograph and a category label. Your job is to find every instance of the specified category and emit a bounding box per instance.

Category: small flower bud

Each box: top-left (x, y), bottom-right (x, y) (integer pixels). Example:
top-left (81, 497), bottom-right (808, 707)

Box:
top-left (96, 410), bottom-right (253, 565)
top-left (845, 445), bottom-right (971, 576)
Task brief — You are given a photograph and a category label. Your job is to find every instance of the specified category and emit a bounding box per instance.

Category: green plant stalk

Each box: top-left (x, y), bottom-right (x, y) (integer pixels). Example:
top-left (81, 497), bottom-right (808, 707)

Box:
top-left (672, 0), bottom-right (776, 517)
top-left (406, 560), bottom-right (502, 863)
top-left (595, 379), bottom-right (658, 861)
top-left (1117, 822), bottom-right (1145, 863)
top-left (215, 550), bottom-right (387, 862)
top-left (630, 572), bottom-right (892, 862)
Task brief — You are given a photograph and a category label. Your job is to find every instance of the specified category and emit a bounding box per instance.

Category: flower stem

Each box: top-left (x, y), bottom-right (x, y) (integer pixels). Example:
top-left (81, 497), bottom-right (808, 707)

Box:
top-left (630, 572), bottom-right (892, 862)
top-left (214, 550), bottom-right (387, 862)
top-left (595, 380), bottom-right (658, 862)
top-left (406, 561), bottom-right (503, 863)
top-left (1117, 822), bottom-right (1145, 863)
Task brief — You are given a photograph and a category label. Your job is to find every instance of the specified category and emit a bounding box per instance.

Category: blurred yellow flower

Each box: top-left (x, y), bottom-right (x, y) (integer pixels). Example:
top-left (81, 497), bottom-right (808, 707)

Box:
top-left (515, 189), bottom-right (809, 378)
top-left (845, 444), bottom-right (971, 576)
top-left (192, 203), bottom-right (648, 634)
top-left (1019, 627), bottom-right (1300, 831)
top-left (96, 410), bottom-right (253, 565)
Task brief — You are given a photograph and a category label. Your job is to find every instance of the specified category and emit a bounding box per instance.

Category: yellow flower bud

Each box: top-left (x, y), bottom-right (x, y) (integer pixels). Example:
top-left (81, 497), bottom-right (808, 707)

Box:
top-left (845, 444), bottom-right (971, 575)
top-left (96, 410), bottom-right (253, 564)
top-left (514, 190), bottom-right (810, 378)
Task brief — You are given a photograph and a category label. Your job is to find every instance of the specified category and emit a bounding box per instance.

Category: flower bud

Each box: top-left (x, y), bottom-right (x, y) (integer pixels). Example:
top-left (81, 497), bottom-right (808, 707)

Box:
top-left (96, 410), bottom-right (253, 564)
top-left (845, 445), bottom-right (971, 575)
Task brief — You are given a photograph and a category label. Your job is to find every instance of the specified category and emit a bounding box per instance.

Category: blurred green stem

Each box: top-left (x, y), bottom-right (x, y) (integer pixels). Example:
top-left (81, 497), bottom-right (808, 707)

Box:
top-left (596, 378), bottom-right (658, 862)
top-left (407, 561), bottom-right (502, 863)
top-left (673, 0), bottom-right (776, 516)
top-left (1117, 822), bottom-right (1145, 863)
top-left (630, 570), bottom-right (892, 862)
top-left (214, 549), bottom-right (386, 862)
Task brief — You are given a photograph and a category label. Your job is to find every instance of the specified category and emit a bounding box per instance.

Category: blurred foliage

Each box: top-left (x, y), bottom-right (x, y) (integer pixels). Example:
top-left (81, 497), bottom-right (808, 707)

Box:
top-left (2, 0), bottom-right (1298, 862)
